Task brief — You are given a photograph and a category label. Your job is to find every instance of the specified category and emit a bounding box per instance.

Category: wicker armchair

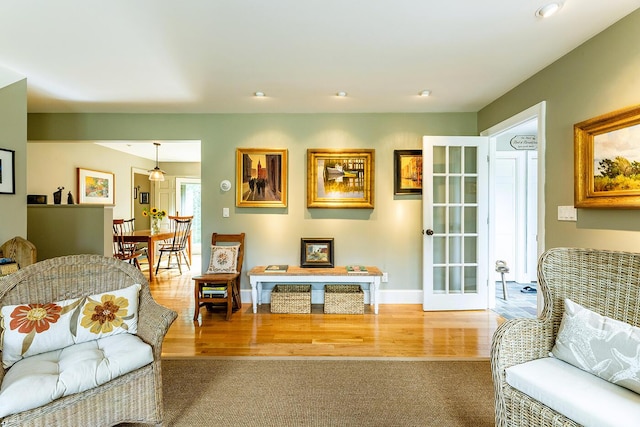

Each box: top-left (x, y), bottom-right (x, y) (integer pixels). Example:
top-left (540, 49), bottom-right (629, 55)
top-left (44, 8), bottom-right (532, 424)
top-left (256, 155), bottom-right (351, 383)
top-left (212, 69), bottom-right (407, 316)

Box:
top-left (0, 254), bottom-right (177, 427)
top-left (491, 247), bottom-right (640, 427)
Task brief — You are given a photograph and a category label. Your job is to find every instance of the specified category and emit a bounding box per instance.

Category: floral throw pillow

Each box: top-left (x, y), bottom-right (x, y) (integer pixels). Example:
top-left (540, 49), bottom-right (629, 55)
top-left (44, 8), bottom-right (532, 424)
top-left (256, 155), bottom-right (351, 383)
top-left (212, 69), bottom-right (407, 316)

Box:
top-left (206, 244), bottom-right (239, 274)
top-left (551, 298), bottom-right (640, 394)
top-left (0, 283), bottom-right (141, 368)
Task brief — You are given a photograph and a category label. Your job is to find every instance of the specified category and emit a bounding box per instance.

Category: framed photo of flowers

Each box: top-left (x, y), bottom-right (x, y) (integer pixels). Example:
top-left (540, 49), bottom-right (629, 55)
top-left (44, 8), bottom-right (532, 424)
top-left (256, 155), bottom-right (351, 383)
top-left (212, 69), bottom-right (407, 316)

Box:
top-left (77, 168), bottom-right (115, 205)
top-left (307, 148), bottom-right (375, 208)
top-left (574, 105), bottom-right (640, 208)
top-left (236, 148), bottom-right (288, 208)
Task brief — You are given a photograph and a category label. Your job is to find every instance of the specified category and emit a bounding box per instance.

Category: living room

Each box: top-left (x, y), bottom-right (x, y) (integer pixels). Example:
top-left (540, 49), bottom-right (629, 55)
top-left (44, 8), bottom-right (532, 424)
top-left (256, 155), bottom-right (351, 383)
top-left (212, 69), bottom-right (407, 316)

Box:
top-left (1, 3), bottom-right (640, 426)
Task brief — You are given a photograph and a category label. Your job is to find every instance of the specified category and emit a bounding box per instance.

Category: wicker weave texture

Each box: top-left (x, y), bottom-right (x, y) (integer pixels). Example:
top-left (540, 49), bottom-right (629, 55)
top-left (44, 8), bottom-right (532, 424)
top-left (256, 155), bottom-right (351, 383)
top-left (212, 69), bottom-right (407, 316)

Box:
top-left (271, 284), bottom-right (311, 313)
top-left (324, 284), bottom-right (364, 314)
top-left (0, 254), bottom-right (178, 427)
top-left (491, 247), bottom-right (640, 427)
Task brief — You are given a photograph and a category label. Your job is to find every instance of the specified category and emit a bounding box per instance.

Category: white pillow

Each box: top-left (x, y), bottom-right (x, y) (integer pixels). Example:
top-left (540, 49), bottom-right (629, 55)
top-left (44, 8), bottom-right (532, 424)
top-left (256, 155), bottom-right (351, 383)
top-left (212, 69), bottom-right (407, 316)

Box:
top-left (551, 298), bottom-right (640, 394)
top-left (0, 283), bottom-right (141, 368)
top-left (207, 244), bottom-right (239, 274)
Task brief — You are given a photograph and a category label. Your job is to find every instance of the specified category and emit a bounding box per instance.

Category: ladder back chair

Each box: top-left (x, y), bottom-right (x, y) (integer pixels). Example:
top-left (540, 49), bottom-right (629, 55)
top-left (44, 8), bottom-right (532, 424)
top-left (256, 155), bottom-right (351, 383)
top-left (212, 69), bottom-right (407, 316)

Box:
top-left (155, 216), bottom-right (193, 275)
top-left (192, 233), bottom-right (245, 321)
top-left (112, 219), bottom-right (144, 270)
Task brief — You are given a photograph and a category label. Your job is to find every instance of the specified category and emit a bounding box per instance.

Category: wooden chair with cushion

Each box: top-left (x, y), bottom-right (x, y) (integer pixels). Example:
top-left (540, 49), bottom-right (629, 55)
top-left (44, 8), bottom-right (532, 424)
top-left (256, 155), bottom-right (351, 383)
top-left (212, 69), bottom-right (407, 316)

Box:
top-left (112, 219), bottom-right (144, 270)
top-left (192, 233), bottom-right (245, 321)
top-left (155, 216), bottom-right (192, 275)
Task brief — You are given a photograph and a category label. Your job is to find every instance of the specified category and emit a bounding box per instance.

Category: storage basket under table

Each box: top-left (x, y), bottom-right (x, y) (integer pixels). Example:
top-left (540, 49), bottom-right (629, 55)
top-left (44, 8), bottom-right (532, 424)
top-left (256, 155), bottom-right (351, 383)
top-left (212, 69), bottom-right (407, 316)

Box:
top-left (270, 284), bottom-right (311, 313)
top-left (324, 284), bottom-right (364, 314)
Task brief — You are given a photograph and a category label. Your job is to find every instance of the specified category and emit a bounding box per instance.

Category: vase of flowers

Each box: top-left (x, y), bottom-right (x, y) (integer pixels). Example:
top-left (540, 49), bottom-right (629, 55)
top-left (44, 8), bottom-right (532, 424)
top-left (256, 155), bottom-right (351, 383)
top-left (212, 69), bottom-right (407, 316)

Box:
top-left (142, 207), bottom-right (167, 234)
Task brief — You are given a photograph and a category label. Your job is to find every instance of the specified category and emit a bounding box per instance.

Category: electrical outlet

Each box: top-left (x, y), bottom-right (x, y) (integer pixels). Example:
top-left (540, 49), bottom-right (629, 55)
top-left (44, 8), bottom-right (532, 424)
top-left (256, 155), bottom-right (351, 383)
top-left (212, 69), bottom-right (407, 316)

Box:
top-left (382, 272), bottom-right (388, 282)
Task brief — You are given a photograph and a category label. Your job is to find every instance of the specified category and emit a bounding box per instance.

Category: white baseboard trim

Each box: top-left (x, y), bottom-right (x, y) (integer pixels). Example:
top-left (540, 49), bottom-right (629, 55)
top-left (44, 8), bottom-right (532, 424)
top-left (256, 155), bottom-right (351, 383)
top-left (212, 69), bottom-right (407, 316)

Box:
top-left (240, 289), bottom-right (423, 305)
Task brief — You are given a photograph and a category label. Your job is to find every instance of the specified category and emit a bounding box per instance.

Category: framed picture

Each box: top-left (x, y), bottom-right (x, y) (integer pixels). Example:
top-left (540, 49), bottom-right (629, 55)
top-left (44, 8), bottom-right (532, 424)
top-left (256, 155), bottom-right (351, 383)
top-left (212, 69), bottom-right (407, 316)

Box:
top-left (0, 148), bottom-right (16, 195)
top-left (139, 192), bottom-right (150, 204)
top-left (394, 149), bottom-right (422, 195)
top-left (77, 167), bottom-right (115, 205)
top-left (307, 148), bottom-right (375, 208)
top-left (236, 148), bottom-right (288, 208)
top-left (574, 105), bottom-right (640, 208)
top-left (300, 238), bottom-right (334, 268)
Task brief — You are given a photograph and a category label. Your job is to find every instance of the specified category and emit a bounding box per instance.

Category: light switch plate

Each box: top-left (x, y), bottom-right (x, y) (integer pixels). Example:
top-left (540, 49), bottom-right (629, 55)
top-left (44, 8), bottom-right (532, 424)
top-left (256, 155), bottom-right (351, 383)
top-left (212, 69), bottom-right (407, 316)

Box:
top-left (223, 207), bottom-right (230, 218)
top-left (557, 205), bottom-right (577, 221)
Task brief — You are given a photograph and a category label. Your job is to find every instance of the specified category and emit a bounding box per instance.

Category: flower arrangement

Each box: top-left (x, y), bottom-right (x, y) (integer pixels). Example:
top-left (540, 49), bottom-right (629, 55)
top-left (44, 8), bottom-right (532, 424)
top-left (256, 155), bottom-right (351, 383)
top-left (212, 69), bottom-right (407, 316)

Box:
top-left (142, 207), bottom-right (167, 219)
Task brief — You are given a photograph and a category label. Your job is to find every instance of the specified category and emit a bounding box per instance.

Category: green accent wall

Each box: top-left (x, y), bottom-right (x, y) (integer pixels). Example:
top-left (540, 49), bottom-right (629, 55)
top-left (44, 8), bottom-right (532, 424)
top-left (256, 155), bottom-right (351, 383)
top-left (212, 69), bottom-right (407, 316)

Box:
top-left (479, 8), bottom-right (640, 251)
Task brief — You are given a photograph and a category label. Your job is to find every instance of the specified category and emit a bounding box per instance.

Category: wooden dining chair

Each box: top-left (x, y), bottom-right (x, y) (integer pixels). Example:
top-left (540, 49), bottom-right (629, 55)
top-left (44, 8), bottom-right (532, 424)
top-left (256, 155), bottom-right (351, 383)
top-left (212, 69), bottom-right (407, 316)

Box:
top-left (192, 233), bottom-right (245, 321)
top-left (155, 216), bottom-right (193, 275)
top-left (123, 217), bottom-right (148, 261)
top-left (112, 219), bottom-right (144, 270)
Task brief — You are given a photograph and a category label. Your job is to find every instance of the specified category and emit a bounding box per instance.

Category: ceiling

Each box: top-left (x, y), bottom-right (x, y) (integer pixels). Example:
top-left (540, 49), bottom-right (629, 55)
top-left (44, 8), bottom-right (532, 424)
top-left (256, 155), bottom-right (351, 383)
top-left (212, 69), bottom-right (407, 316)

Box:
top-left (1, 1), bottom-right (638, 116)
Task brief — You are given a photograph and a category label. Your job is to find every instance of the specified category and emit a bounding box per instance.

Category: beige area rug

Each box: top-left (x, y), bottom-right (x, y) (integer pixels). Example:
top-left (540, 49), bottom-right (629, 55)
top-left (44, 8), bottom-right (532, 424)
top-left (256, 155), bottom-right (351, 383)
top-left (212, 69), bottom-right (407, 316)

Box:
top-left (125, 358), bottom-right (495, 427)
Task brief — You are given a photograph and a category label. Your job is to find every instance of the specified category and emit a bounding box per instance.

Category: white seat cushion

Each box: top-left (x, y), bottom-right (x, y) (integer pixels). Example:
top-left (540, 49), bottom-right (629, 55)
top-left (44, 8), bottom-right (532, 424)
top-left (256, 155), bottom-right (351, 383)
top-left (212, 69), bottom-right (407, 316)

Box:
top-left (0, 334), bottom-right (153, 418)
top-left (506, 357), bottom-right (640, 427)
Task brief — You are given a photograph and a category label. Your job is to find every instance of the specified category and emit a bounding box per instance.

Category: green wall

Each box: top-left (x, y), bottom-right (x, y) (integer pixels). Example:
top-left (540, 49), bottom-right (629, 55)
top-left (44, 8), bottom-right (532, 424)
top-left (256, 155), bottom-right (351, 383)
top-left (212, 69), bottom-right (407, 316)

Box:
top-left (27, 113), bottom-right (477, 297)
top-left (0, 76), bottom-right (27, 246)
top-left (479, 8), bottom-right (640, 252)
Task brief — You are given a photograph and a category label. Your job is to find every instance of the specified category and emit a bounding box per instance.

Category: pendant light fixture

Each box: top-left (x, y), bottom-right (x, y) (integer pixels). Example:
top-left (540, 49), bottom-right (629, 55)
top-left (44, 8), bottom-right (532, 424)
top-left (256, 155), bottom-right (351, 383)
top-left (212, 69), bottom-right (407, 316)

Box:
top-left (148, 142), bottom-right (166, 181)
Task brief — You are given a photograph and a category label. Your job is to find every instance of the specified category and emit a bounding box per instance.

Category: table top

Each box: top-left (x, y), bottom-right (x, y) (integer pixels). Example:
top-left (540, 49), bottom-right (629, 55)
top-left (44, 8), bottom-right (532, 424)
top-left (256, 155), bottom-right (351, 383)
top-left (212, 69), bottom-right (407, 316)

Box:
top-left (248, 265), bottom-right (382, 276)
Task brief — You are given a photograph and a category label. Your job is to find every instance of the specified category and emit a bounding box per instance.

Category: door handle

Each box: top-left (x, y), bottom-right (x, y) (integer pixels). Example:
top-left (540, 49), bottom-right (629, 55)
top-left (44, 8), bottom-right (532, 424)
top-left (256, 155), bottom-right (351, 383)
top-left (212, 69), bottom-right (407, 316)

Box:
top-left (424, 229), bottom-right (434, 235)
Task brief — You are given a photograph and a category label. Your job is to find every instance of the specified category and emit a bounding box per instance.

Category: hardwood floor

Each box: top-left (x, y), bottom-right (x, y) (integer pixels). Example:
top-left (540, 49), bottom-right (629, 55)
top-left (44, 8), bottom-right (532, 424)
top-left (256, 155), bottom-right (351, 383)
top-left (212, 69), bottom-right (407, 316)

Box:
top-left (147, 256), bottom-right (505, 359)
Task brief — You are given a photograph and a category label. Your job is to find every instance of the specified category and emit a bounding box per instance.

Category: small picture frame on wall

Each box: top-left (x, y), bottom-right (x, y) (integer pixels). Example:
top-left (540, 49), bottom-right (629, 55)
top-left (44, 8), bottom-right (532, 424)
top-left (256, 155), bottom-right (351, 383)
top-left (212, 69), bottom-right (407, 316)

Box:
top-left (0, 148), bottom-right (16, 195)
top-left (77, 167), bottom-right (115, 204)
top-left (300, 238), bottom-right (335, 268)
top-left (139, 192), bottom-right (150, 204)
top-left (394, 149), bottom-right (422, 195)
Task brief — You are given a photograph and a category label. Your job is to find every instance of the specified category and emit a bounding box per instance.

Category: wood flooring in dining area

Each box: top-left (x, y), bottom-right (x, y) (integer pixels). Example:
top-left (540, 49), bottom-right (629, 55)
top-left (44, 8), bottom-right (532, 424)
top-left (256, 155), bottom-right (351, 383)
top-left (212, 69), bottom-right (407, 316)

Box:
top-left (147, 256), bottom-right (505, 359)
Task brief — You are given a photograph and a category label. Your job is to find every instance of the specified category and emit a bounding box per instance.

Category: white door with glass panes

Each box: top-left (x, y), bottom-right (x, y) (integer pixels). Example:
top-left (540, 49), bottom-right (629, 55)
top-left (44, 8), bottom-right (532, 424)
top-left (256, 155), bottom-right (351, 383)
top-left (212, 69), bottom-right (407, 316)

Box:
top-left (423, 136), bottom-right (489, 310)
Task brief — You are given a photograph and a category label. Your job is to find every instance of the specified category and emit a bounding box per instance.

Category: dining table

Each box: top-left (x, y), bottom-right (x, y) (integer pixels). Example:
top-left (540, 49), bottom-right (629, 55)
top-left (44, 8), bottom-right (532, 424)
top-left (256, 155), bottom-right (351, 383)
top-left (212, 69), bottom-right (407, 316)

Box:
top-left (120, 229), bottom-right (192, 282)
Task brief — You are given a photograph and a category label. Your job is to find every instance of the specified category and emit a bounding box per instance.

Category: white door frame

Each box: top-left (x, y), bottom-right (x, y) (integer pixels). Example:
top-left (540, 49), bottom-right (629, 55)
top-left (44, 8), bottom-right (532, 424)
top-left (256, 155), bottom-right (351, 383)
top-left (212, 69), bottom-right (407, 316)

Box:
top-left (481, 101), bottom-right (546, 311)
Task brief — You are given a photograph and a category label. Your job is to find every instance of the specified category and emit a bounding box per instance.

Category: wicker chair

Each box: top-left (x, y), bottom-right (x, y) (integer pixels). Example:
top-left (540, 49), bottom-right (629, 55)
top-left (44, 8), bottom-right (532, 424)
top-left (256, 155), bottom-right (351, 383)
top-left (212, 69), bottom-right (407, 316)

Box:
top-left (0, 254), bottom-right (177, 427)
top-left (491, 247), bottom-right (640, 427)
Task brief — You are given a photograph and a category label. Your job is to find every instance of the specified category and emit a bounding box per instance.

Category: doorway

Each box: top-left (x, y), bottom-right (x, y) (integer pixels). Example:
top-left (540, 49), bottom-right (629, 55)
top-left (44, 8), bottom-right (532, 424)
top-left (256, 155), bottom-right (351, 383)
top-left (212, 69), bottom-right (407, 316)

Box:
top-left (176, 178), bottom-right (202, 254)
top-left (482, 101), bottom-right (546, 316)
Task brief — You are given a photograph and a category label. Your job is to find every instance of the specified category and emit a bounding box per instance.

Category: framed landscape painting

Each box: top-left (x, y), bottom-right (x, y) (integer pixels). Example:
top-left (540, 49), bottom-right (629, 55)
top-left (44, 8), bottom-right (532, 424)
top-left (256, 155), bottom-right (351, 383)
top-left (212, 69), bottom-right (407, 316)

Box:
top-left (394, 149), bottom-right (422, 195)
top-left (77, 167), bottom-right (115, 204)
top-left (300, 238), bottom-right (334, 268)
top-left (574, 105), bottom-right (640, 208)
top-left (307, 148), bottom-right (375, 208)
top-left (236, 148), bottom-right (288, 208)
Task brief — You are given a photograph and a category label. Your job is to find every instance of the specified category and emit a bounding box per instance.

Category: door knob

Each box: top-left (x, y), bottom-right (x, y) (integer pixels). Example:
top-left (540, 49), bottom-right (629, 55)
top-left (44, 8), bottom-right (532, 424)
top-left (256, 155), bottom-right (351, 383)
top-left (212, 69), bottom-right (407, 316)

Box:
top-left (424, 229), bottom-right (434, 235)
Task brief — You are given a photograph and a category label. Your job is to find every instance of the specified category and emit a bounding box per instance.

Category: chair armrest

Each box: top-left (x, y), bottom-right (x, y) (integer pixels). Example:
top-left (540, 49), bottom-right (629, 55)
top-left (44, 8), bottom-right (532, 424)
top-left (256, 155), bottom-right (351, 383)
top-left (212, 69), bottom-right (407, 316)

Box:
top-left (136, 290), bottom-right (177, 358)
top-left (491, 317), bottom-right (554, 375)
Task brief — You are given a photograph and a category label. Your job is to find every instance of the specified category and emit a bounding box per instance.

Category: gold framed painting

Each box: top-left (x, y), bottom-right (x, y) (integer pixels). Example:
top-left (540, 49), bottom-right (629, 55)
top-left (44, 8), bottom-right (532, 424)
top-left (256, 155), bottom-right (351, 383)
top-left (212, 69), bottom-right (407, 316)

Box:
top-left (236, 148), bottom-right (288, 208)
top-left (77, 167), bottom-right (115, 205)
top-left (307, 148), bottom-right (375, 208)
top-left (574, 105), bottom-right (640, 208)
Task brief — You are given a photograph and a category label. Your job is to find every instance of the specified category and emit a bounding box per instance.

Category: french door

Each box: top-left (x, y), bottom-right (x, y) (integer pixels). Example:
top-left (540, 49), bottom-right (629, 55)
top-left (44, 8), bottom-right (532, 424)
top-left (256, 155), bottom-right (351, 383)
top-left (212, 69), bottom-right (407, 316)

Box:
top-left (423, 136), bottom-right (489, 310)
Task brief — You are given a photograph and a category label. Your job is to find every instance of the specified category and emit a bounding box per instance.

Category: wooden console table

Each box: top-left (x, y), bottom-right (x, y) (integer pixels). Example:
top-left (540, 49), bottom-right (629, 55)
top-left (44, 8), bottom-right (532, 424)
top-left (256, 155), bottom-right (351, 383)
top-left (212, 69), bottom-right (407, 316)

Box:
top-left (247, 266), bottom-right (383, 314)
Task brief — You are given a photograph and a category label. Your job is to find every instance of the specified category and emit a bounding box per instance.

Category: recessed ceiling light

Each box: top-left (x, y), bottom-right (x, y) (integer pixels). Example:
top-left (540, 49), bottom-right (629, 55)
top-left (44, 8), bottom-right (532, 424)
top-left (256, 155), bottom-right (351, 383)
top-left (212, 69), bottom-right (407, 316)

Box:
top-left (419, 90), bottom-right (431, 97)
top-left (254, 91), bottom-right (265, 97)
top-left (336, 91), bottom-right (347, 97)
top-left (536, 2), bottom-right (562, 18)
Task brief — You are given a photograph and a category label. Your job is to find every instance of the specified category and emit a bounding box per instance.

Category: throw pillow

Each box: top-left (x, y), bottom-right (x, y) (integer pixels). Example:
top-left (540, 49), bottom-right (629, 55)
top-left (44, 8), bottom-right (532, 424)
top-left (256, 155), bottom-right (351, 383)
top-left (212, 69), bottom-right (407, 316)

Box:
top-left (0, 297), bottom-right (80, 368)
top-left (0, 283), bottom-right (141, 369)
top-left (207, 244), bottom-right (239, 274)
top-left (551, 298), bottom-right (640, 394)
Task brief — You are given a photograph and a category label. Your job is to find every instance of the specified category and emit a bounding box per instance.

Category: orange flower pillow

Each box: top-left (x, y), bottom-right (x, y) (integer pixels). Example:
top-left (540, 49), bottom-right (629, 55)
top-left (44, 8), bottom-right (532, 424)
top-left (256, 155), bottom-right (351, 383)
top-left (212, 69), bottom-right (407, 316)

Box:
top-left (0, 284), bottom-right (140, 368)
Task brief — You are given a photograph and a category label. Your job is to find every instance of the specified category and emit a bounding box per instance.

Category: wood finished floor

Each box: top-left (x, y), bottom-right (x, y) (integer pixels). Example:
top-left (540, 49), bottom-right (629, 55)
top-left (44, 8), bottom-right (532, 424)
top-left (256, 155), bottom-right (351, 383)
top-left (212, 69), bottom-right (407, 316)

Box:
top-left (148, 256), bottom-right (505, 359)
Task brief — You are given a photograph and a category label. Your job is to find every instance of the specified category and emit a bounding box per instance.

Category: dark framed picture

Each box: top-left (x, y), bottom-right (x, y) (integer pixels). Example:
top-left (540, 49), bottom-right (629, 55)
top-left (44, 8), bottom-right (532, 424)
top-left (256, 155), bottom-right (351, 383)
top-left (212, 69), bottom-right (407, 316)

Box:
top-left (139, 192), bottom-right (150, 204)
top-left (236, 148), bottom-right (288, 208)
top-left (574, 104), bottom-right (640, 208)
top-left (307, 148), bottom-right (374, 208)
top-left (300, 238), bottom-right (334, 268)
top-left (394, 149), bottom-right (422, 195)
top-left (77, 167), bottom-right (115, 204)
top-left (0, 148), bottom-right (16, 195)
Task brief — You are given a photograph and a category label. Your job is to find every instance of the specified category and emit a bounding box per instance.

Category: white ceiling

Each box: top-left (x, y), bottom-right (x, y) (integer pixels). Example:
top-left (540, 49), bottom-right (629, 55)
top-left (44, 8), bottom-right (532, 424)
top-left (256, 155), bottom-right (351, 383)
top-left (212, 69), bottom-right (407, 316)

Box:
top-left (4, 2), bottom-right (639, 162)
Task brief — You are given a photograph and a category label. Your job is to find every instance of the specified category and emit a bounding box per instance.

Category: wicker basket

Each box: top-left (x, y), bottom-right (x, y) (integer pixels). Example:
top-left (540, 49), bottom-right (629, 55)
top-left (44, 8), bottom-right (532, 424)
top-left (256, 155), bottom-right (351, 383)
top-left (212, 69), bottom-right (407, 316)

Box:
top-left (324, 284), bottom-right (364, 314)
top-left (271, 284), bottom-right (311, 313)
